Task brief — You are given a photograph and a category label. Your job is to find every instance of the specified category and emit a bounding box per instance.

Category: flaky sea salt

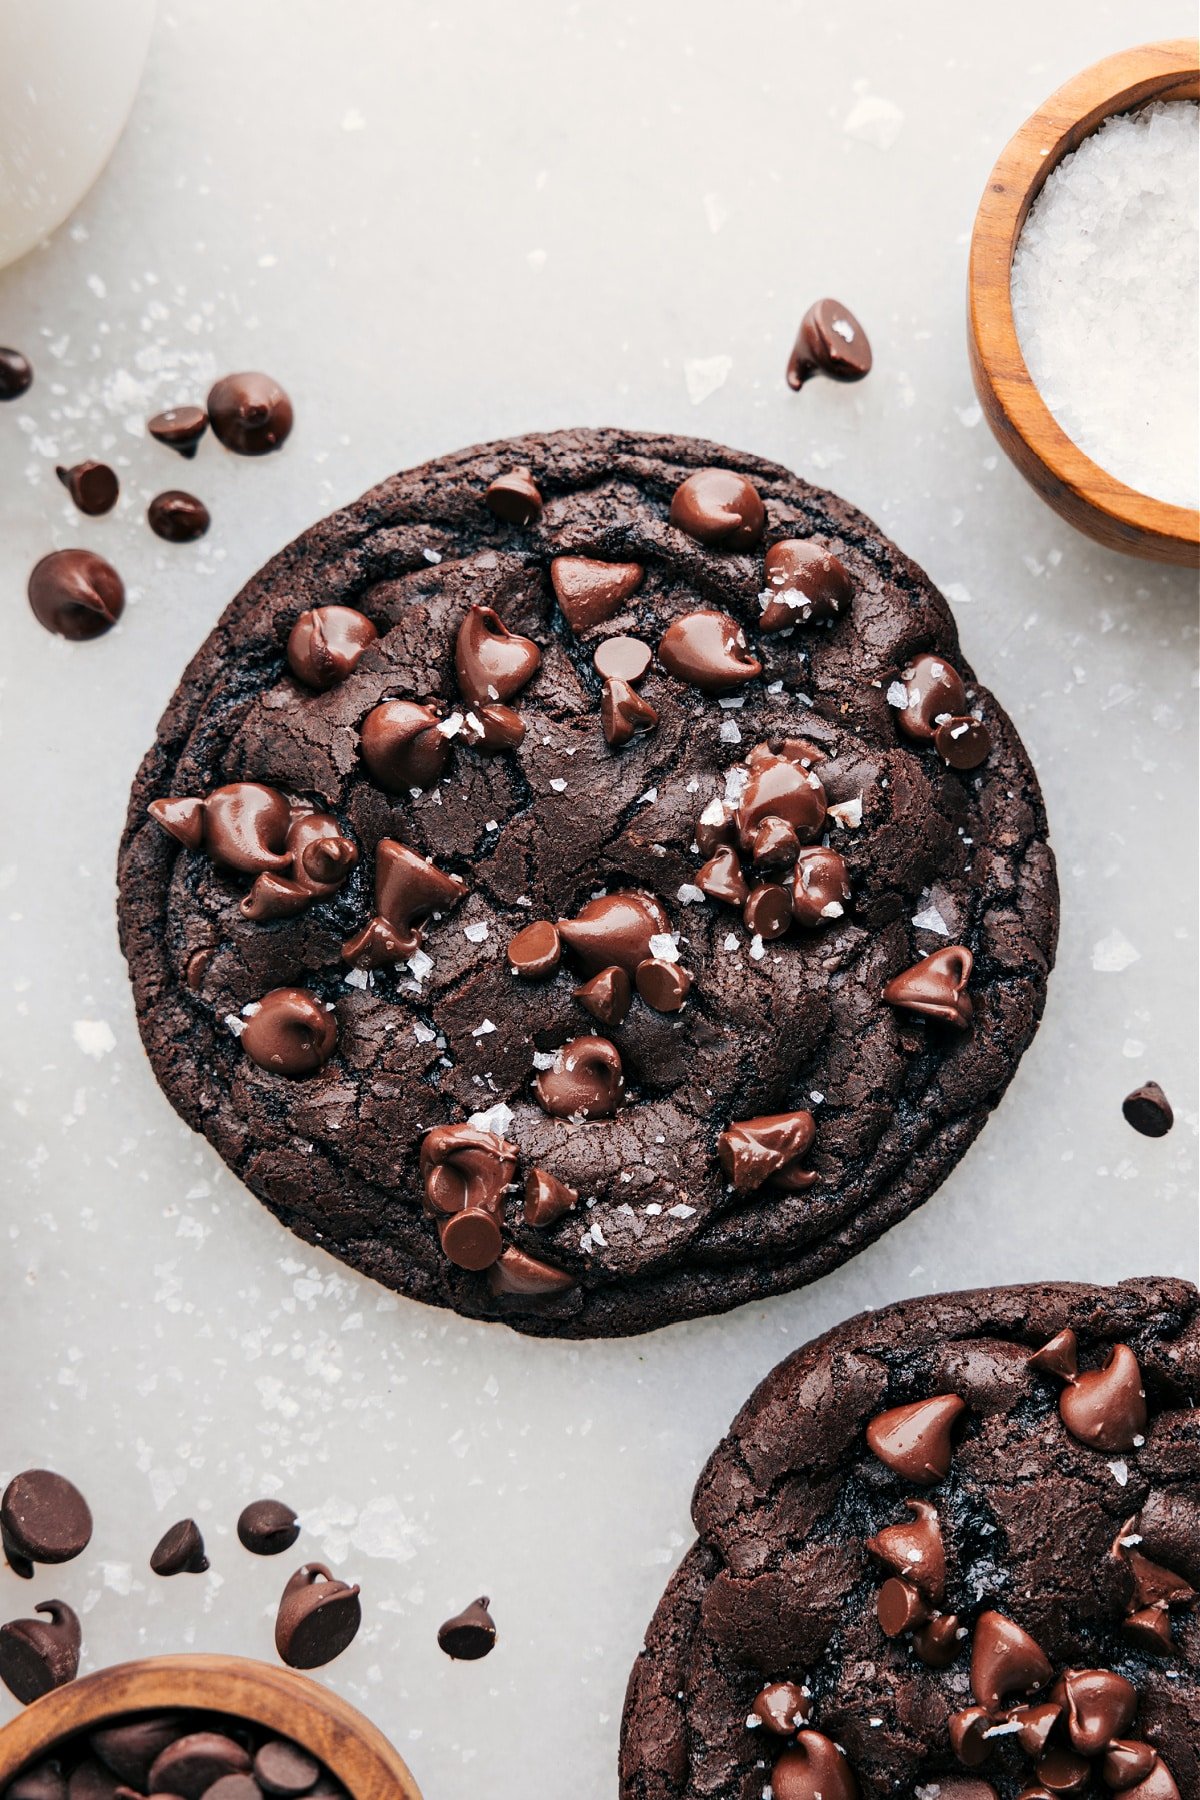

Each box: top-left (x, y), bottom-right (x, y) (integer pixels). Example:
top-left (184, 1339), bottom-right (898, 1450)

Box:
top-left (1011, 100), bottom-right (1199, 508)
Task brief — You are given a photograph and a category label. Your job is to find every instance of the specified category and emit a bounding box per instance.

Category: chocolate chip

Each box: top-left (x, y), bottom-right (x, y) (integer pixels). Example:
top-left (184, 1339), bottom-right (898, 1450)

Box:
top-left (786, 298), bottom-right (873, 390)
top-left (523, 1167), bottom-right (579, 1227)
top-left (557, 892), bottom-right (671, 975)
top-left (507, 919), bottom-right (562, 979)
top-left (574, 964), bottom-right (631, 1026)
top-left (204, 1779), bottom-right (263, 1800)
top-left (454, 603), bottom-right (541, 705)
top-left (593, 635), bottom-right (652, 683)
top-left (439, 1206), bottom-right (503, 1271)
top-left (1056, 1343), bottom-right (1147, 1451)
top-left (770, 1731), bottom-right (857, 1800)
top-left (147, 404), bottom-right (208, 457)
top-left (760, 539), bottom-right (853, 628)
top-left (437, 1596), bottom-right (497, 1660)
top-left (253, 1741), bottom-right (319, 1796)
top-left (601, 677), bottom-right (659, 747)
top-left (717, 1111), bottom-right (816, 1193)
top-left (658, 610), bottom-right (761, 692)
top-left (668, 468), bottom-right (765, 549)
top-left (866, 1394), bottom-right (967, 1483)
top-left (743, 883), bottom-right (792, 940)
top-left (360, 699), bottom-right (450, 792)
top-left (934, 714), bottom-right (991, 770)
top-left (149, 1517), bottom-right (208, 1576)
top-left (206, 373), bottom-right (293, 455)
top-left (2, 1470), bottom-right (93, 1575)
top-left (64, 1759), bottom-right (117, 1800)
top-left (241, 989), bottom-right (338, 1077)
top-left (5, 1758), bottom-right (66, 1800)
top-left (0, 1601), bottom-right (80, 1703)
top-left (56, 461), bottom-right (119, 516)
top-left (90, 1716), bottom-right (188, 1784)
top-left (791, 846), bottom-right (850, 928)
top-left (969, 1610), bottom-right (1053, 1712)
top-left (485, 468), bottom-right (542, 525)
top-left (533, 1034), bottom-right (624, 1119)
top-left (461, 702), bottom-right (526, 752)
top-left (286, 605), bottom-right (377, 689)
top-left (634, 957), bottom-right (691, 1013)
top-left (550, 556), bottom-right (644, 631)
top-left (487, 1247), bottom-right (575, 1298)
top-left (148, 490), bottom-right (211, 543)
top-left (274, 1564), bottom-right (362, 1669)
top-left (27, 549), bottom-right (125, 641)
top-left (891, 653), bottom-right (968, 742)
top-left (736, 747), bottom-right (826, 849)
top-left (0, 347), bottom-right (33, 400)
top-left (1123, 1081), bottom-right (1174, 1137)
top-left (882, 945), bottom-right (973, 1029)
top-left (751, 1681), bottom-right (811, 1735)
top-left (148, 1732), bottom-right (252, 1799)
top-left (341, 838), bottom-right (465, 971)
top-left (697, 846), bottom-right (748, 907)
top-left (237, 1499), bottom-right (300, 1557)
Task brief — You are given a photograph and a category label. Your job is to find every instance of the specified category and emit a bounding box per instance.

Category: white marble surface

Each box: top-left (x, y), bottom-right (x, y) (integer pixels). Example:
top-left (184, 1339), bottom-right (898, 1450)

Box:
top-left (0, 4), bottom-right (1196, 1795)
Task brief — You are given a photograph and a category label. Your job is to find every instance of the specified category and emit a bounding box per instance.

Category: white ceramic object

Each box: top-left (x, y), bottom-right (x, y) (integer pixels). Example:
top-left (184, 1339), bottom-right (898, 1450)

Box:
top-left (0, 0), bottom-right (156, 270)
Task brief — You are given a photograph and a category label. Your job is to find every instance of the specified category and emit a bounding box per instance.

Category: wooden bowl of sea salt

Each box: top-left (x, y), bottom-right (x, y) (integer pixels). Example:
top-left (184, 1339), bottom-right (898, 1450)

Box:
top-left (968, 39), bottom-right (1199, 566)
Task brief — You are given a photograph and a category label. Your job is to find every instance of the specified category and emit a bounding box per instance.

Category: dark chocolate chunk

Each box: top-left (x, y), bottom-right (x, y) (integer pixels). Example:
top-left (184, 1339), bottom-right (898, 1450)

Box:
top-left (27, 549), bottom-right (124, 641)
top-left (237, 1499), bottom-right (300, 1557)
top-left (436, 1596), bottom-right (497, 1660)
top-left (206, 373), bottom-right (293, 456)
top-left (148, 490), bottom-right (210, 543)
top-left (274, 1564), bottom-right (361, 1669)
top-left (1123, 1081), bottom-right (1174, 1138)
top-left (0, 347), bottom-right (33, 400)
top-left (149, 1517), bottom-right (209, 1576)
top-left (2, 1471), bottom-right (92, 1574)
top-left (56, 461), bottom-right (119, 516)
top-left (0, 1601), bottom-right (80, 1704)
top-left (147, 405), bottom-right (208, 457)
top-left (786, 297), bottom-right (873, 390)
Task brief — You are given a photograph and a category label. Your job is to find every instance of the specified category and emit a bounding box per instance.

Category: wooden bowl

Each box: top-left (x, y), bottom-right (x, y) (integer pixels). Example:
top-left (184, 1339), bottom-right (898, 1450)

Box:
top-left (0, 1655), bottom-right (423, 1799)
top-left (968, 38), bottom-right (1200, 566)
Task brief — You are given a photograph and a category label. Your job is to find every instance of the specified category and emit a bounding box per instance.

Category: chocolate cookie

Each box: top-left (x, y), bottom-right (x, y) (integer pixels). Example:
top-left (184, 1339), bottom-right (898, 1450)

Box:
top-left (620, 1277), bottom-right (1199, 1799)
top-left (117, 429), bottom-right (1057, 1338)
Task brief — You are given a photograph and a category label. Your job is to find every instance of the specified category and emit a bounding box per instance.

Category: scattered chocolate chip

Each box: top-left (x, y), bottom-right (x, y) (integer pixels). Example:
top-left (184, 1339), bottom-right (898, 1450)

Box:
top-left (148, 490), bottom-right (210, 543)
top-left (461, 702), bottom-right (526, 752)
top-left (891, 653), bottom-right (968, 742)
top-left (0, 347), bottom-right (33, 400)
top-left (791, 846), bottom-right (850, 928)
top-left (149, 1517), bottom-right (208, 1576)
top-left (341, 838), bottom-right (465, 970)
top-left (668, 468), bottom-right (765, 549)
top-left (866, 1394), bottom-right (966, 1483)
top-left (206, 372), bottom-right (293, 456)
top-left (148, 1732), bottom-right (252, 1798)
top-left (1123, 1081), bottom-right (1174, 1138)
top-left (0, 1602), bottom-right (80, 1704)
top-left (360, 699), bottom-right (450, 791)
top-left (550, 556), bottom-right (644, 631)
top-left (593, 634), bottom-right (652, 683)
top-left (439, 1206), bottom-right (503, 1272)
top-left (736, 747), bottom-right (827, 850)
top-left (455, 603), bottom-right (541, 705)
top-left (487, 1246), bottom-right (575, 1298)
top-left (698, 843), bottom-right (749, 905)
top-left (760, 539), bottom-right (853, 628)
top-left (241, 989), bottom-right (337, 1076)
top-left (485, 467), bottom-right (542, 525)
top-left (717, 1111), bottom-right (816, 1193)
top-left (237, 1499), bottom-right (300, 1557)
top-left (658, 609), bottom-right (762, 692)
top-left (601, 676), bottom-right (658, 747)
top-left (2, 1471), bottom-right (93, 1576)
top-left (274, 1564), bottom-right (362, 1669)
top-left (27, 548), bottom-right (125, 641)
top-left (286, 605), bottom-right (377, 689)
top-left (56, 461), bottom-right (119, 516)
top-left (437, 1596), bottom-right (497, 1660)
top-left (634, 957), bottom-right (692, 1012)
top-left (1056, 1343), bottom-right (1147, 1451)
top-left (507, 919), bottom-right (562, 979)
top-left (786, 297), bottom-right (873, 390)
top-left (574, 964), bottom-right (631, 1026)
top-left (420, 1124), bottom-right (518, 1247)
top-left (147, 404), bottom-right (209, 457)
top-left (934, 714), bottom-right (991, 770)
top-left (253, 1740), bottom-right (320, 1796)
top-left (882, 946), bottom-right (973, 1029)
top-left (533, 1034), bottom-right (624, 1119)
top-left (523, 1167), bottom-right (579, 1227)
top-left (743, 883), bottom-right (792, 940)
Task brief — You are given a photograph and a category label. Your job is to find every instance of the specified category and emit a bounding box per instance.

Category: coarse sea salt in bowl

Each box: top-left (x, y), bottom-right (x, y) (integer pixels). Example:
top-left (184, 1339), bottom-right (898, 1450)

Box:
top-left (968, 38), bottom-right (1200, 567)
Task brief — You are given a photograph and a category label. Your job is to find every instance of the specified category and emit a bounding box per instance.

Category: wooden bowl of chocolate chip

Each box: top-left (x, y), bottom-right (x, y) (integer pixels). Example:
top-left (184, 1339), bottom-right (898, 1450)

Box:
top-left (0, 1654), bottom-right (422, 1800)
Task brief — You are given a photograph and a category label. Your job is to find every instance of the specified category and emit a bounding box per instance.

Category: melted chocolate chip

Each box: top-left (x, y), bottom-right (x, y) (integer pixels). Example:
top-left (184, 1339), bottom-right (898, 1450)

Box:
top-left (485, 468), bottom-right (542, 525)
top-left (455, 604), bottom-right (541, 705)
top-left (147, 404), bottom-right (208, 457)
top-left (601, 677), bottom-right (659, 747)
top-left (635, 957), bottom-right (692, 1012)
top-left (550, 556), bottom-right (644, 631)
top-left (420, 1124), bottom-right (518, 1236)
top-left (27, 548), bottom-right (125, 640)
top-left (770, 1731), bottom-right (858, 1800)
top-left (486, 1246), bottom-right (576, 1297)
top-left (697, 845), bottom-right (748, 906)
top-left (557, 891), bottom-right (671, 975)
top-left (241, 989), bottom-right (337, 1076)
top-left (287, 605), bottom-right (377, 689)
top-left (360, 699), bottom-right (450, 791)
top-left (668, 468), bottom-right (765, 549)
top-left (534, 1035), bottom-right (624, 1119)
top-left (658, 610), bottom-right (762, 692)
top-left (786, 298), bottom-right (873, 390)
top-left (1, 1471), bottom-right (93, 1576)
top-left (462, 703), bottom-right (526, 752)
top-left (56, 461), bottom-right (119, 516)
top-left (743, 883), bottom-right (792, 940)
top-left (342, 838), bottom-right (466, 968)
top-left (934, 714), bottom-right (991, 771)
top-left (593, 635), bottom-right (652, 683)
top-left (575, 964), bottom-right (632, 1025)
top-left (1123, 1082), bottom-right (1174, 1138)
top-left (148, 489), bottom-right (210, 543)
top-left (882, 946), bottom-right (973, 1029)
top-left (892, 654), bottom-right (969, 742)
top-left (237, 1499), bottom-right (300, 1556)
top-left (1057, 1344), bottom-right (1147, 1451)
top-left (0, 1602), bottom-right (80, 1704)
top-left (751, 1681), bottom-right (811, 1735)
top-left (507, 919), bottom-right (562, 978)
top-left (149, 1518), bottom-right (208, 1576)
top-left (760, 539), bottom-right (853, 628)
top-left (717, 1111), bottom-right (816, 1193)
top-left (736, 749), bottom-right (827, 850)
top-left (523, 1167), bottom-right (579, 1227)
top-left (969, 1610), bottom-right (1053, 1711)
top-left (207, 372), bottom-right (293, 455)
top-left (274, 1564), bottom-right (361, 1669)
top-left (437, 1596), bottom-right (497, 1660)
top-left (0, 347), bottom-right (33, 400)
top-left (866, 1394), bottom-right (966, 1483)
top-left (791, 846), bottom-right (850, 927)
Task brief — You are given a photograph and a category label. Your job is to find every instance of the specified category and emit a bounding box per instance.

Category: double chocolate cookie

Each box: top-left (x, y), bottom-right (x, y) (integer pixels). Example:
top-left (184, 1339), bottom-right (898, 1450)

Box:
top-left (620, 1277), bottom-right (1199, 1798)
top-left (117, 429), bottom-right (1057, 1337)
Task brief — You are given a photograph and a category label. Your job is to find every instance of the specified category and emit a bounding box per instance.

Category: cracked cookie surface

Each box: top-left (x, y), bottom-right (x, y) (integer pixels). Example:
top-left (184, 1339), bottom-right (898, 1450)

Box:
top-left (117, 428), bottom-right (1057, 1338)
top-left (619, 1277), bottom-right (1199, 1798)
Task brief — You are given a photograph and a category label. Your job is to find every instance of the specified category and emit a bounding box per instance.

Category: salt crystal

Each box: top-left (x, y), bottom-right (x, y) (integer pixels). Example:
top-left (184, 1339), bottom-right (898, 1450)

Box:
top-left (469, 1101), bottom-right (514, 1137)
top-left (72, 1020), bottom-right (115, 1059)
top-left (471, 1019), bottom-right (496, 1037)
top-left (684, 354), bottom-right (732, 404)
top-left (1092, 928), bottom-right (1140, 973)
top-left (677, 883), bottom-right (706, 905)
top-left (648, 933), bottom-right (680, 963)
top-left (1011, 100), bottom-right (1199, 508)
top-left (463, 922), bottom-right (489, 943)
